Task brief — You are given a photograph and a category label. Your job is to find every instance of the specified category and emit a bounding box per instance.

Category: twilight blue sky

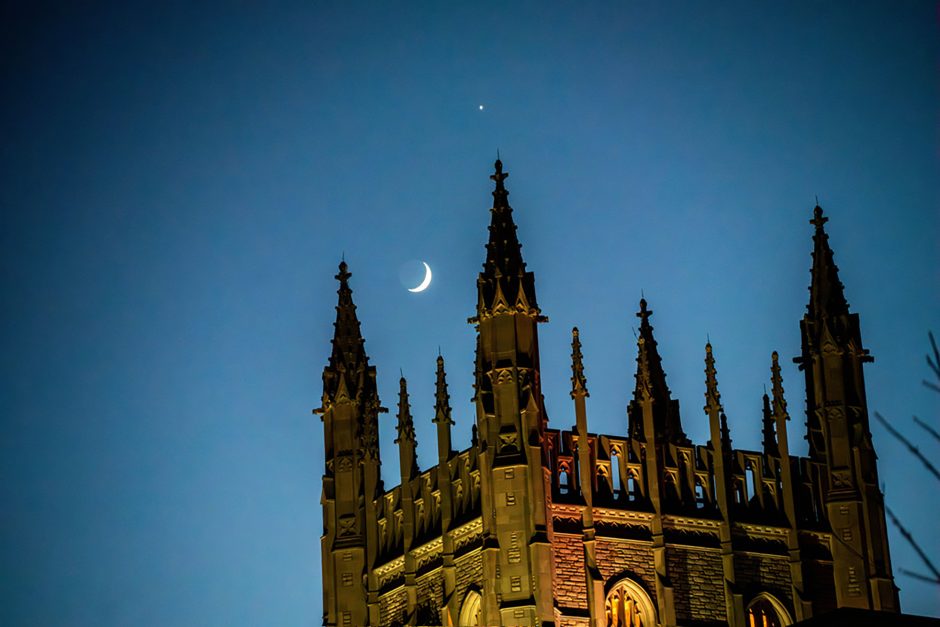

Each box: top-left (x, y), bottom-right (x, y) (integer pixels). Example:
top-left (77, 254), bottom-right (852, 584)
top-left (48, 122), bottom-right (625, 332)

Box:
top-left (1, 2), bottom-right (937, 625)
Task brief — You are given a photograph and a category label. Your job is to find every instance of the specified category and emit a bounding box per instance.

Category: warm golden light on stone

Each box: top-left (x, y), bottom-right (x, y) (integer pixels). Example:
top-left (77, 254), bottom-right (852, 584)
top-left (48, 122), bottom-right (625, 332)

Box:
top-left (317, 164), bottom-right (900, 626)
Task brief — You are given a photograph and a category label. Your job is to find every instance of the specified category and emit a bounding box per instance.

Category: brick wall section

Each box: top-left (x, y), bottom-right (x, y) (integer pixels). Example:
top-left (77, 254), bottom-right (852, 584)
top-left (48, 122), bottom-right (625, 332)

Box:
top-left (416, 569), bottom-right (443, 623)
top-left (666, 546), bottom-right (725, 622)
top-left (454, 549), bottom-right (483, 609)
top-left (595, 538), bottom-right (657, 607)
top-left (379, 588), bottom-right (408, 626)
top-left (552, 533), bottom-right (588, 610)
top-left (734, 553), bottom-right (793, 610)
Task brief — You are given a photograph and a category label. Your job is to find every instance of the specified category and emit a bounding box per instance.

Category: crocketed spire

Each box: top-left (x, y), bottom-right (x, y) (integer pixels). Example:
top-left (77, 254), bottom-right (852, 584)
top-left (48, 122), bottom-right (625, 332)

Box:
top-left (472, 159), bottom-right (542, 321)
top-left (433, 355), bottom-right (454, 426)
top-left (630, 299), bottom-right (688, 444)
top-left (396, 376), bottom-right (418, 481)
top-left (704, 342), bottom-right (731, 453)
top-left (329, 261), bottom-right (367, 371)
top-left (432, 355), bottom-right (454, 463)
top-left (321, 260), bottom-right (381, 424)
top-left (483, 158), bottom-right (524, 278)
top-left (762, 392), bottom-right (777, 454)
top-left (771, 352), bottom-right (789, 420)
top-left (808, 205), bottom-right (849, 319)
top-left (570, 327), bottom-right (589, 398)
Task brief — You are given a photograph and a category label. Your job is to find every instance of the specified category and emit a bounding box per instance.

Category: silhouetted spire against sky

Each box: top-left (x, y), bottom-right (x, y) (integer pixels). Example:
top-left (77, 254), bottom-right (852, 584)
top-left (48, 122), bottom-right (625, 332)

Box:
top-left (432, 355), bottom-right (453, 427)
top-left (761, 392), bottom-right (777, 454)
top-left (631, 298), bottom-right (688, 444)
top-left (808, 205), bottom-right (850, 320)
top-left (570, 327), bottom-right (589, 398)
top-left (484, 159), bottom-right (522, 277)
top-left (395, 376), bottom-right (418, 481)
top-left (330, 261), bottom-right (367, 375)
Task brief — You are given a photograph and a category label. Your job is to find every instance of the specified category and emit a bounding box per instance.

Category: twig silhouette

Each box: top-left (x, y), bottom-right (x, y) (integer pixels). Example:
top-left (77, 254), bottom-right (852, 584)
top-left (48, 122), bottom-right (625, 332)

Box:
top-left (873, 412), bottom-right (940, 482)
top-left (913, 416), bottom-right (940, 445)
top-left (925, 331), bottom-right (940, 393)
top-left (886, 506), bottom-right (940, 585)
top-left (899, 569), bottom-right (940, 585)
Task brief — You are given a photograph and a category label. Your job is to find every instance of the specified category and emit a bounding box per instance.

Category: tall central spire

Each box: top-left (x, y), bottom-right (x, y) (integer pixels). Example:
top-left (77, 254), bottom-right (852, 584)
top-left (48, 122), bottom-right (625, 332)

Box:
top-left (808, 205), bottom-right (849, 319)
top-left (473, 158), bottom-right (543, 321)
top-left (330, 261), bottom-right (367, 373)
top-left (483, 158), bottom-right (526, 281)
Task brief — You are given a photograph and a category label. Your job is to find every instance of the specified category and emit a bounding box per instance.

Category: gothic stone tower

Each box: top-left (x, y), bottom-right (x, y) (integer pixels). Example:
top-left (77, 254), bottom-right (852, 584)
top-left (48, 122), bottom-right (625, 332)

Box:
top-left (316, 161), bottom-right (899, 626)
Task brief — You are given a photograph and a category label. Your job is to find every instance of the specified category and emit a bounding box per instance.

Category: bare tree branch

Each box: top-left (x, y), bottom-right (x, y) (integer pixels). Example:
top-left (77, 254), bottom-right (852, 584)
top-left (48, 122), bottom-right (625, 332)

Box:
top-left (886, 506), bottom-right (940, 585)
top-left (926, 330), bottom-right (940, 393)
top-left (923, 380), bottom-right (940, 394)
top-left (913, 416), bottom-right (940, 446)
top-left (873, 412), bottom-right (940, 482)
top-left (899, 569), bottom-right (940, 585)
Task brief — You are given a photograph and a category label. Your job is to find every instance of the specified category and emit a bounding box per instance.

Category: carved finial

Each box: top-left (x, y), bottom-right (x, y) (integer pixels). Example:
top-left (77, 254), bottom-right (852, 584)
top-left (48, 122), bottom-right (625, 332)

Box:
top-left (704, 342), bottom-right (722, 412)
top-left (395, 375), bottom-right (418, 480)
top-left (336, 259), bottom-right (350, 283)
top-left (471, 423), bottom-right (479, 448)
top-left (433, 355), bottom-right (454, 426)
top-left (491, 157), bottom-right (508, 200)
top-left (704, 342), bottom-right (731, 452)
top-left (637, 297), bottom-right (652, 325)
top-left (570, 327), bottom-right (589, 398)
top-left (811, 203), bottom-right (828, 228)
top-left (396, 376), bottom-right (417, 445)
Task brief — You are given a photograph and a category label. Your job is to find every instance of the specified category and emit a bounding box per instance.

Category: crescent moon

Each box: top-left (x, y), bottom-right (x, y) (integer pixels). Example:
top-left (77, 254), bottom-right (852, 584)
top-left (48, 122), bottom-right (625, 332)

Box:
top-left (408, 262), bottom-right (432, 293)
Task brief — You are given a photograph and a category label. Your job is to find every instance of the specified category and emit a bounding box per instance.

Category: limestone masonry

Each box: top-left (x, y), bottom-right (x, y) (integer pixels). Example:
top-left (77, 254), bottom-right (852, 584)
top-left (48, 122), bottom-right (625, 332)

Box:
top-left (316, 161), bottom-right (899, 626)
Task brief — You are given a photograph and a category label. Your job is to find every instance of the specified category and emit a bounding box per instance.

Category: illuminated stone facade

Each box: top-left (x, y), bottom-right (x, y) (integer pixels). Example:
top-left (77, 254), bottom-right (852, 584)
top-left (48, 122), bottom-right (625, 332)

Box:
top-left (316, 161), bottom-right (900, 626)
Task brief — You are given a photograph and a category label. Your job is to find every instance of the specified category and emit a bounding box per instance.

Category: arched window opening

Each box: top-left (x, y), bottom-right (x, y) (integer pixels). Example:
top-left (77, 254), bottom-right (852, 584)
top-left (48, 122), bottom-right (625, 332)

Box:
top-left (745, 461), bottom-right (757, 504)
top-left (559, 469), bottom-right (570, 495)
top-left (695, 479), bottom-right (706, 509)
top-left (458, 589), bottom-right (482, 626)
top-left (605, 578), bottom-right (655, 627)
top-left (627, 474), bottom-right (637, 502)
top-left (746, 593), bottom-right (792, 627)
top-left (611, 451), bottom-right (623, 498)
top-left (734, 480), bottom-right (745, 504)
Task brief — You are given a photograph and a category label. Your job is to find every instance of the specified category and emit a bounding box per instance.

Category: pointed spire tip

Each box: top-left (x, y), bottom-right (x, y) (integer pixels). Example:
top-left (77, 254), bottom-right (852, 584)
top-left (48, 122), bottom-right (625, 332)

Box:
top-left (811, 203), bottom-right (828, 227)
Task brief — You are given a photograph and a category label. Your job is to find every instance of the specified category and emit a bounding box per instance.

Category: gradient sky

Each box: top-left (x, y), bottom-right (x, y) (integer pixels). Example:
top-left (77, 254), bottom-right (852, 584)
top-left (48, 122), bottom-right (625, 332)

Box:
top-left (1, 2), bottom-right (937, 625)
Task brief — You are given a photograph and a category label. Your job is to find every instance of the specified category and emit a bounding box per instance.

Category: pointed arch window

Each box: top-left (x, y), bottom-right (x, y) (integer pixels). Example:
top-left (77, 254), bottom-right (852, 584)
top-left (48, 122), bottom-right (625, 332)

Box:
top-left (611, 450), bottom-right (623, 498)
top-left (626, 469), bottom-right (640, 502)
top-left (458, 589), bottom-right (482, 626)
top-left (695, 478), bottom-right (706, 509)
top-left (605, 578), bottom-right (655, 627)
top-left (746, 592), bottom-right (792, 627)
